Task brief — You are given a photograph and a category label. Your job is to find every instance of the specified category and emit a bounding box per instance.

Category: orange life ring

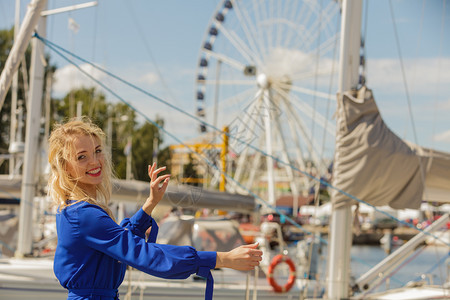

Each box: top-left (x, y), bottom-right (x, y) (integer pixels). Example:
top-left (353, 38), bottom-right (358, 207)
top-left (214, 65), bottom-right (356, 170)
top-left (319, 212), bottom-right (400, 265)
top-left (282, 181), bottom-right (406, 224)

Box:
top-left (267, 254), bottom-right (296, 293)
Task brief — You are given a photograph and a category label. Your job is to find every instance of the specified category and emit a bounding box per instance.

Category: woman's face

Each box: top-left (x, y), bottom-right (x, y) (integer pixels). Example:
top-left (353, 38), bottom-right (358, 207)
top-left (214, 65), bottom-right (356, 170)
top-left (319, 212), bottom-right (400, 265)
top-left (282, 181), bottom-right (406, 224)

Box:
top-left (66, 134), bottom-right (104, 196)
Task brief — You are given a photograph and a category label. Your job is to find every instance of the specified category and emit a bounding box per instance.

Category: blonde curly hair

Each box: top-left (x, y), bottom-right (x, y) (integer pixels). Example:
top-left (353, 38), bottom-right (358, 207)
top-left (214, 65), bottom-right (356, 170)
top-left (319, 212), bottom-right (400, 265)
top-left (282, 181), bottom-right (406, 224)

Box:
top-left (48, 116), bottom-right (115, 220)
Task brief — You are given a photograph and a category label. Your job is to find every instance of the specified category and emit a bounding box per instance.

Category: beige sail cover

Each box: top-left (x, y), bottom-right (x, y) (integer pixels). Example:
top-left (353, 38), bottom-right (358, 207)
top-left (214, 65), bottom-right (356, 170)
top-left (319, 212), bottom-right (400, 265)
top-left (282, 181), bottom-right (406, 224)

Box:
top-left (332, 86), bottom-right (450, 209)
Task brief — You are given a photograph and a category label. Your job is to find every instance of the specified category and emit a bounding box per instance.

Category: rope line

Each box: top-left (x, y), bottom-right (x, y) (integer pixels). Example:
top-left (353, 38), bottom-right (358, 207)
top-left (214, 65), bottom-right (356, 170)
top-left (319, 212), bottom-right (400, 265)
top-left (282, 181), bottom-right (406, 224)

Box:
top-left (412, 250), bottom-right (450, 283)
top-left (388, 0), bottom-right (428, 200)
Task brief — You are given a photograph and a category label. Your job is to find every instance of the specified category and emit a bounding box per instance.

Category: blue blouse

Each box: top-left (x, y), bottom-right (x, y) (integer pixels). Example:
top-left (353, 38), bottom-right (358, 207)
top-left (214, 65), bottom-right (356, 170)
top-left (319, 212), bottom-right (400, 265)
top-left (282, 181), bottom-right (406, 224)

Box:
top-left (54, 201), bottom-right (216, 300)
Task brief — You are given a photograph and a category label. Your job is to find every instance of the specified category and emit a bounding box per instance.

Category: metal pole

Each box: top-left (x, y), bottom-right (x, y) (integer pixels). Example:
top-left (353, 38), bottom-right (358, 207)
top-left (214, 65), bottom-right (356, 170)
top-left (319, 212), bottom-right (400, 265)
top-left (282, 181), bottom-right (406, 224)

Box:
top-left (126, 136), bottom-right (132, 180)
top-left (219, 126), bottom-right (228, 192)
top-left (261, 84), bottom-right (275, 207)
top-left (355, 213), bottom-right (450, 292)
top-left (152, 136), bottom-right (158, 165)
top-left (76, 100), bottom-right (82, 118)
top-left (326, 0), bottom-right (362, 298)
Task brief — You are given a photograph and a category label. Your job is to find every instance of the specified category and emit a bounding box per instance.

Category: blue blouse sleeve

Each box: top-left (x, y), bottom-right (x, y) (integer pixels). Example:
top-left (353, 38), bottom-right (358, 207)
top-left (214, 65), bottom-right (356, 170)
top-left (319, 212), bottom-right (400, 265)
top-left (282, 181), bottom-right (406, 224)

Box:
top-left (76, 204), bottom-right (216, 280)
top-left (119, 208), bottom-right (154, 240)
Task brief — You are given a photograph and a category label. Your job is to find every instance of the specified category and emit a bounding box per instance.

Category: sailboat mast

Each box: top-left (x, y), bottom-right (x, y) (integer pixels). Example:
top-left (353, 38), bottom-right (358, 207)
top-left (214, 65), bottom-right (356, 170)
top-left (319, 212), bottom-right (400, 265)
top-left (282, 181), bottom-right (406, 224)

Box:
top-left (16, 0), bottom-right (48, 257)
top-left (326, 0), bottom-right (362, 299)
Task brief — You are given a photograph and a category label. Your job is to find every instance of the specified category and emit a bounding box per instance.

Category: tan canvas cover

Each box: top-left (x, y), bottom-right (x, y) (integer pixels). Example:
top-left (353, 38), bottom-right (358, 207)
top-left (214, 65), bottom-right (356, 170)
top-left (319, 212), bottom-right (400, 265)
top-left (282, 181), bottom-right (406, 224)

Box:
top-left (332, 86), bottom-right (450, 209)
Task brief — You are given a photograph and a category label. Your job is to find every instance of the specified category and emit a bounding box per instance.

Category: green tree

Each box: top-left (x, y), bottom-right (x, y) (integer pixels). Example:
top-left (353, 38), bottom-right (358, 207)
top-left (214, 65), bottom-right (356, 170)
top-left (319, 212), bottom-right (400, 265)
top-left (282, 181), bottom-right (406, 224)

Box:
top-left (1, 27), bottom-right (54, 174)
top-left (131, 118), bottom-right (169, 181)
top-left (183, 154), bottom-right (201, 186)
top-left (53, 87), bottom-right (109, 128)
top-left (0, 28), bottom-right (16, 159)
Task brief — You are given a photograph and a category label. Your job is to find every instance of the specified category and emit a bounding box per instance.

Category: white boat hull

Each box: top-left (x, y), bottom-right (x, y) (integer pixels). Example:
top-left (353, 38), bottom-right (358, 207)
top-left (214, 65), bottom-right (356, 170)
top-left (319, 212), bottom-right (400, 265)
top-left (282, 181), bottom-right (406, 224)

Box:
top-left (0, 258), bottom-right (323, 300)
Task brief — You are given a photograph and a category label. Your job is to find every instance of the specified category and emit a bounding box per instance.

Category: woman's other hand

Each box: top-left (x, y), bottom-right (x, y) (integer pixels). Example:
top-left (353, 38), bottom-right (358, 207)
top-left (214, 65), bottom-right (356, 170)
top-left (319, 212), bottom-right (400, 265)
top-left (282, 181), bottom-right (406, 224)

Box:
top-left (142, 162), bottom-right (171, 216)
top-left (216, 243), bottom-right (262, 271)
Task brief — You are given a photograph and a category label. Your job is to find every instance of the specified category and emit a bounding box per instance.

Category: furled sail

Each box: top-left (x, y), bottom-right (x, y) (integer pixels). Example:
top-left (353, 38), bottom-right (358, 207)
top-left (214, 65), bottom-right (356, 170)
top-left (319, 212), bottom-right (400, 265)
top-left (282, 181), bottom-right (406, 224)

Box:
top-left (332, 86), bottom-right (450, 209)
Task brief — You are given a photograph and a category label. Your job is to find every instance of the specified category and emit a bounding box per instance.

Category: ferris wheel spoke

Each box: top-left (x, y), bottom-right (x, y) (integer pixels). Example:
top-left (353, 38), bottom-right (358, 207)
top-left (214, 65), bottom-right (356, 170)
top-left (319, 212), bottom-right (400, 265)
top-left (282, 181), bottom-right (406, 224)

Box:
top-left (216, 87), bottom-right (258, 112)
top-left (286, 4), bottom-right (315, 49)
top-left (273, 85), bottom-right (335, 135)
top-left (311, 33), bottom-right (340, 57)
top-left (267, 0), bottom-right (277, 54)
top-left (210, 87), bottom-right (260, 128)
top-left (252, 0), bottom-right (272, 60)
top-left (320, 2), bottom-right (341, 38)
top-left (228, 93), bottom-right (264, 193)
top-left (281, 104), bottom-right (307, 171)
top-left (289, 29), bottom-right (337, 64)
top-left (202, 49), bottom-right (247, 73)
top-left (306, 1), bottom-right (339, 49)
top-left (302, 31), bottom-right (340, 60)
top-left (281, 96), bottom-right (329, 172)
top-left (278, 82), bottom-right (335, 101)
top-left (214, 22), bottom-right (263, 66)
top-left (289, 2), bottom-right (339, 53)
top-left (230, 0), bottom-right (268, 66)
top-left (283, 1), bottom-right (310, 48)
top-left (199, 79), bottom-right (256, 86)
top-left (245, 142), bottom-right (263, 192)
top-left (289, 68), bottom-right (336, 82)
top-left (273, 112), bottom-right (301, 198)
top-left (227, 88), bottom-right (264, 140)
top-left (275, 0), bottom-right (285, 49)
top-left (283, 102), bottom-right (323, 171)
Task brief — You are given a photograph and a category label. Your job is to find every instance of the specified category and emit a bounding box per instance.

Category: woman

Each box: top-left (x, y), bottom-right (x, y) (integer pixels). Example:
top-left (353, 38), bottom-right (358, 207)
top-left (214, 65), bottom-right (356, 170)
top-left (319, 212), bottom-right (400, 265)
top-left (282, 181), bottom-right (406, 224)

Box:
top-left (48, 117), bottom-right (262, 300)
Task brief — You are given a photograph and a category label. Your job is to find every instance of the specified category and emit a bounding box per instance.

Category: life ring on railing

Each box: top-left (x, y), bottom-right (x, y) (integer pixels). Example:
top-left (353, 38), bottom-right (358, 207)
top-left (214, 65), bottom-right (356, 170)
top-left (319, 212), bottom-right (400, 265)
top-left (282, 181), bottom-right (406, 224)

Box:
top-left (267, 254), bottom-right (296, 293)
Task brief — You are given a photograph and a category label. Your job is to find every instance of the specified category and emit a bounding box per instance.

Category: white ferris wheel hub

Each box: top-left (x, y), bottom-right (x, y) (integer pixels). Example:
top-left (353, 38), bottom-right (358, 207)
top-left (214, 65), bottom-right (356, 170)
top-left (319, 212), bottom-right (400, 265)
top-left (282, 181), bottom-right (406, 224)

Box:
top-left (257, 73), bottom-right (269, 89)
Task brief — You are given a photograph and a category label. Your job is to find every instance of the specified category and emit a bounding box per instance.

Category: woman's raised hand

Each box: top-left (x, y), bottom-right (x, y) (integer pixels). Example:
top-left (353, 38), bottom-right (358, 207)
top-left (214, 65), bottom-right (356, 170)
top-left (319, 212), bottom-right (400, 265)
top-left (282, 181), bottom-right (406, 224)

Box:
top-left (142, 162), bottom-right (171, 216)
top-left (216, 243), bottom-right (263, 271)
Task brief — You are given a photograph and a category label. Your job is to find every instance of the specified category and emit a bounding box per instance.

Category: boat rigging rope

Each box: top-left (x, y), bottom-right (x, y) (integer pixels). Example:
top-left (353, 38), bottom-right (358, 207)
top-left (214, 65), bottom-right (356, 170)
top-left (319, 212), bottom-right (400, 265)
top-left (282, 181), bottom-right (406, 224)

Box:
top-left (388, 0), bottom-right (420, 147)
top-left (33, 33), bottom-right (450, 249)
top-left (431, 0), bottom-right (447, 151)
top-left (388, 0), bottom-right (428, 199)
top-left (412, 249), bottom-right (450, 284)
top-left (318, 6), bottom-right (340, 169)
top-left (124, 2), bottom-right (180, 107)
top-left (91, 0), bottom-right (99, 63)
top-left (309, 0), bottom-right (323, 164)
top-left (357, 245), bottom-right (427, 297)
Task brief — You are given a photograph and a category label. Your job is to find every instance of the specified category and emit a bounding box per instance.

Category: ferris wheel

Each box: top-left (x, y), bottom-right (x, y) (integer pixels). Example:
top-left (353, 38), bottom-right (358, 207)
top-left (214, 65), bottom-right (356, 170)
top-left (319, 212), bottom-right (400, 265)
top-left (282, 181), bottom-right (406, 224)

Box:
top-left (194, 0), bottom-right (341, 208)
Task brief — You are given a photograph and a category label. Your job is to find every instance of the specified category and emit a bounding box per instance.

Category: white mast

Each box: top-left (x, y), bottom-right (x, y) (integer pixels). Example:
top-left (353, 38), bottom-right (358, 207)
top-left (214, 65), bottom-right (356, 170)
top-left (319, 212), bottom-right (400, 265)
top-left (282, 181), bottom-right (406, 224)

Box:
top-left (326, 0), bottom-right (362, 299)
top-left (13, 0), bottom-right (98, 257)
top-left (16, 0), bottom-right (48, 257)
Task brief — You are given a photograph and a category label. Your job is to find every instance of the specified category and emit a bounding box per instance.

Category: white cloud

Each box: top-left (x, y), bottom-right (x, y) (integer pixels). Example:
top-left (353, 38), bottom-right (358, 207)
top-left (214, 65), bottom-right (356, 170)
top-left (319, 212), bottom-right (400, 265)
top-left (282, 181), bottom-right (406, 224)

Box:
top-left (52, 63), bottom-right (106, 98)
top-left (437, 99), bottom-right (450, 111)
top-left (366, 57), bottom-right (450, 95)
top-left (433, 130), bottom-right (450, 143)
top-left (139, 72), bottom-right (159, 85)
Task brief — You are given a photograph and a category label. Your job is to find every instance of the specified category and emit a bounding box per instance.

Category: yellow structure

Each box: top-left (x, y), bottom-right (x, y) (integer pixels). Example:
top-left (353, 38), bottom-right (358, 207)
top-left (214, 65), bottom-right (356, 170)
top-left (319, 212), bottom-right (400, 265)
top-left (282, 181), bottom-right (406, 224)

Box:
top-left (219, 126), bottom-right (228, 192)
top-left (169, 127), bottom-right (229, 190)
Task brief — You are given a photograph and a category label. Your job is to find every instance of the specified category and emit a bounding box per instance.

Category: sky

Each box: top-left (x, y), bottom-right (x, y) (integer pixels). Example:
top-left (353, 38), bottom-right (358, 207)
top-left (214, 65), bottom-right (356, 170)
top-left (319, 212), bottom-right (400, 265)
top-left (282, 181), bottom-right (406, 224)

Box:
top-left (1, 0), bottom-right (450, 161)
